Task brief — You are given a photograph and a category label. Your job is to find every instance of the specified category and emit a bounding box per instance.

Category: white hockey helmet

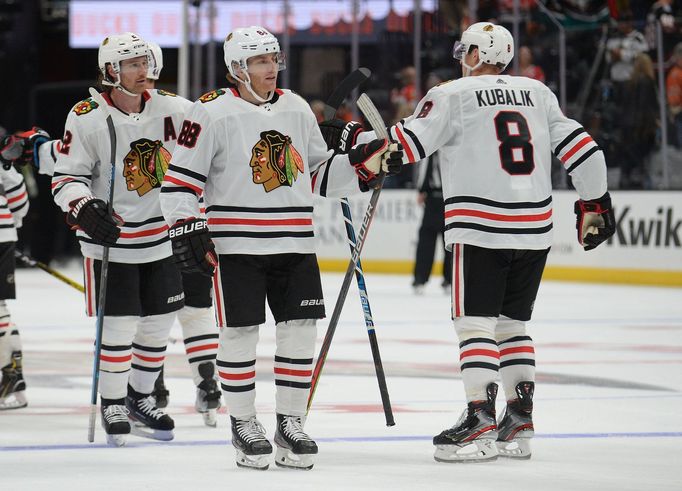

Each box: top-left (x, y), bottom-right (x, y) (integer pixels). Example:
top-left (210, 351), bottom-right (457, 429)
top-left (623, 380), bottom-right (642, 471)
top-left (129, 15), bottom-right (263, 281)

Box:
top-left (453, 22), bottom-right (514, 75)
top-left (98, 32), bottom-right (150, 96)
top-left (147, 41), bottom-right (163, 80)
top-left (223, 26), bottom-right (285, 102)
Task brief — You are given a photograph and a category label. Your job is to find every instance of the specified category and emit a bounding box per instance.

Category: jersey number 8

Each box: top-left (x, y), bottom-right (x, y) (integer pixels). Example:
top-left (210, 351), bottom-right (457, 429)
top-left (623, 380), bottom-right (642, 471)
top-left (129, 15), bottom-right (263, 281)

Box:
top-left (494, 111), bottom-right (535, 175)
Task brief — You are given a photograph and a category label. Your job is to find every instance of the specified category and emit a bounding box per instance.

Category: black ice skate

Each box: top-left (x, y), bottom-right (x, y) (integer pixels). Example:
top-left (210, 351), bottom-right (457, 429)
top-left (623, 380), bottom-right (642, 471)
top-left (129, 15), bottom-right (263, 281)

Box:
top-left (195, 362), bottom-right (221, 427)
top-left (497, 381), bottom-right (534, 459)
top-left (126, 385), bottom-right (175, 441)
top-left (231, 415), bottom-right (273, 470)
top-left (0, 351), bottom-right (27, 410)
top-left (100, 399), bottom-right (130, 447)
top-left (433, 383), bottom-right (499, 463)
top-left (274, 413), bottom-right (318, 470)
top-left (151, 367), bottom-right (169, 408)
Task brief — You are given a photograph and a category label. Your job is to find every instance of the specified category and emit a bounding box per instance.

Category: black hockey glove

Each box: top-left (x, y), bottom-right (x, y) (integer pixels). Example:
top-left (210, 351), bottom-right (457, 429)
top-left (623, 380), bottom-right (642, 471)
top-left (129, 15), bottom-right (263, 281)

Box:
top-left (0, 127), bottom-right (50, 170)
top-left (168, 217), bottom-right (218, 276)
top-left (574, 192), bottom-right (616, 251)
top-left (319, 119), bottom-right (364, 154)
top-left (66, 196), bottom-right (122, 246)
top-left (348, 139), bottom-right (403, 189)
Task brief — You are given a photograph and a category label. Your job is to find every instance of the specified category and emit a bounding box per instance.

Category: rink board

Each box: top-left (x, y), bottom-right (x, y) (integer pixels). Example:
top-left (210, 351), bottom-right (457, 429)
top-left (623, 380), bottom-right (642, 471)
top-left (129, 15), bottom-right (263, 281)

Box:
top-left (313, 190), bottom-right (682, 286)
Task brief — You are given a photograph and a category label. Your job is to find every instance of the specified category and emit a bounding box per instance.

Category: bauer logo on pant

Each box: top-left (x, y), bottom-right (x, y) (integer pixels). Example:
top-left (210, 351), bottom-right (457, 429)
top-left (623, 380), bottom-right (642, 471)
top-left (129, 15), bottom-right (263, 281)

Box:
top-left (249, 130), bottom-right (304, 193)
top-left (123, 139), bottom-right (171, 197)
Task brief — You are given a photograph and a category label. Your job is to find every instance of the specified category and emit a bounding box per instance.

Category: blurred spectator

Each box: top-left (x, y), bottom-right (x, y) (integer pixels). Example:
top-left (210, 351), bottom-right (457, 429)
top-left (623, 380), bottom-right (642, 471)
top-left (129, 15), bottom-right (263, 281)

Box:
top-left (310, 100), bottom-right (326, 123)
top-left (390, 66), bottom-right (419, 113)
top-left (666, 43), bottom-right (682, 147)
top-left (646, 0), bottom-right (678, 56)
top-left (514, 46), bottom-right (545, 82)
top-left (606, 14), bottom-right (649, 84)
top-left (619, 53), bottom-right (659, 188)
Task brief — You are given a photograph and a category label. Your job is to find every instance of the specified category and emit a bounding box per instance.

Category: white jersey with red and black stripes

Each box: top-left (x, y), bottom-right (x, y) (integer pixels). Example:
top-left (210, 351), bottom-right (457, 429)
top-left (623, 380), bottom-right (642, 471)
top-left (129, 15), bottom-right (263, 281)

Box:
top-left (359, 74), bottom-right (607, 250)
top-left (52, 89), bottom-right (193, 263)
top-left (160, 87), bottom-right (362, 255)
top-left (0, 166), bottom-right (29, 242)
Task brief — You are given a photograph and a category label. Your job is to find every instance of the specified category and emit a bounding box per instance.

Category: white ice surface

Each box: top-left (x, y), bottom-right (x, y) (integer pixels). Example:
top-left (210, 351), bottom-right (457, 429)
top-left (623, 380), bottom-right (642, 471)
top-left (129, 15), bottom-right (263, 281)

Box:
top-left (1, 266), bottom-right (681, 491)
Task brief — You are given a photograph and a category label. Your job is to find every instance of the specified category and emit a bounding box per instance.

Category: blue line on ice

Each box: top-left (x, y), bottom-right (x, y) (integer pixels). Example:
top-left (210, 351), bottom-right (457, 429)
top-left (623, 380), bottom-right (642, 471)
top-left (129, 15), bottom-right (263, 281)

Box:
top-left (2, 431), bottom-right (681, 452)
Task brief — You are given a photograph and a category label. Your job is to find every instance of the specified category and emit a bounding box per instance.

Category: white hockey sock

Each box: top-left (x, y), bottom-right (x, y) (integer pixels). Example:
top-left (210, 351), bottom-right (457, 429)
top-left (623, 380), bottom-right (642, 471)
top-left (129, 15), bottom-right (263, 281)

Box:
top-left (0, 300), bottom-right (13, 367)
top-left (217, 325), bottom-right (259, 419)
top-left (496, 316), bottom-right (535, 401)
top-left (129, 312), bottom-right (175, 395)
top-left (99, 316), bottom-right (137, 400)
top-left (178, 306), bottom-right (219, 386)
top-left (454, 316), bottom-right (499, 402)
top-left (274, 319), bottom-right (317, 417)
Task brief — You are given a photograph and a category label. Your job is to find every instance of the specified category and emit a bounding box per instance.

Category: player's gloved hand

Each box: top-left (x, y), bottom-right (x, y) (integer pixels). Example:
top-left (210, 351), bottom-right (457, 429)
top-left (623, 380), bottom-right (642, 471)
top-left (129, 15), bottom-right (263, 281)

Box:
top-left (319, 119), bottom-right (363, 154)
top-left (574, 192), bottom-right (615, 251)
top-left (66, 196), bottom-right (123, 246)
top-left (168, 217), bottom-right (218, 276)
top-left (348, 139), bottom-right (403, 189)
top-left (0, 127), bottom-right (50, 170)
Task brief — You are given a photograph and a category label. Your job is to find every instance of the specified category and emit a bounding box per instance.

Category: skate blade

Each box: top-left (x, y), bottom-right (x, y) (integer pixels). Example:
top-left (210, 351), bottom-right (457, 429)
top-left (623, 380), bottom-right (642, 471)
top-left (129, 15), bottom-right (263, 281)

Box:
top-left (0, 391), bottom-right (28, 410)
top-left (200, 409), bottom-right (218, 427)
top-left (497, 438), bottom-right (532, 459)
top-left (130, 422), bottom-right (174, 441)
top-left (105, 433), bottom-right (128, 447)
top-left (235, 450), bottom-right (270, 470)
top-left (434, 439), bottom-right (498, 463)
top-left (274, 447), bottom-right (314, 470)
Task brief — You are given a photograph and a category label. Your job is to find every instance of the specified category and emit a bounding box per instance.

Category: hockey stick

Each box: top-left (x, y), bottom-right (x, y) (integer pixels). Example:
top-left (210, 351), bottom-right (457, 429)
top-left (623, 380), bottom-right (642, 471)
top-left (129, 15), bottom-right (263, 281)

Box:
top-left (310, 68), bottom-right (394, 425)
top-left (14, 249), bottom-right (85, 293)
top-left (308, 94), bottom-right (395, 425)
top-left (87, 87), bottom-right (117, 443)
top-left (322, 67), bottom-right (371, 120)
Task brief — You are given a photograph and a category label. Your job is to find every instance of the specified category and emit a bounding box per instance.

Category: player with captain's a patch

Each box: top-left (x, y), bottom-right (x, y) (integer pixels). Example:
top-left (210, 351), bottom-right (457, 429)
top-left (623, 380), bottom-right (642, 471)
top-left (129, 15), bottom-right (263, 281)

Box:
top-left (50, 32), bottom-right (193, 447)
top-left (159, 25), bottom-right (403, 471)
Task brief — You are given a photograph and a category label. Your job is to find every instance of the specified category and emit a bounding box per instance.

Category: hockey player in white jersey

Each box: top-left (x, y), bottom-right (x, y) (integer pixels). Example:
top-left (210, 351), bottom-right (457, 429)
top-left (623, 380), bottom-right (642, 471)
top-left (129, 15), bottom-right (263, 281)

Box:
top-left (0, 140), bottom-right (30, 409)
top-left (160, 26), bottom-right (401, 470)
top-left (7, 41), bottom-right (222, 426)
top-left (51, 33), bottom-right (194, 446)
top-left (143, 40), bottom-right (222, 426)
top-left (335, 22), bottom-right (615, 462)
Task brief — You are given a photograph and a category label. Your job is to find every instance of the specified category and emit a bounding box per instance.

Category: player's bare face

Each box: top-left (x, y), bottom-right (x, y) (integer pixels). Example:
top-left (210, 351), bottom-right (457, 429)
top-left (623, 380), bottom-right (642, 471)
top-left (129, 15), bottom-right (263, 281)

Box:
top-left (119, 56), bottom-right (149, 94)
top-left (247, 54), bottom-right (279, 98)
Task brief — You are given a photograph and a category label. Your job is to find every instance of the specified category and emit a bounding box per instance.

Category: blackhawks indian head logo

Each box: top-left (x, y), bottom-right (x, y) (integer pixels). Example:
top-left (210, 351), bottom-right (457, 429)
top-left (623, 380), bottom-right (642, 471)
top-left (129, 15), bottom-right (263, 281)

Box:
top-left (249, 130), bottom-right (304, 193)
top-left (123, 138), bottom-right (171, 197)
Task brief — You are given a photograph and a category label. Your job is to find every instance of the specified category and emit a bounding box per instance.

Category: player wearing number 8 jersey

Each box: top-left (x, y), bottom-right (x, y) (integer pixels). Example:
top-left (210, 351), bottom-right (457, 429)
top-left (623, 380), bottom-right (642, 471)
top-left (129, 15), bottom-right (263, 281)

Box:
top-left (356, 22), bottom-right (615, 462)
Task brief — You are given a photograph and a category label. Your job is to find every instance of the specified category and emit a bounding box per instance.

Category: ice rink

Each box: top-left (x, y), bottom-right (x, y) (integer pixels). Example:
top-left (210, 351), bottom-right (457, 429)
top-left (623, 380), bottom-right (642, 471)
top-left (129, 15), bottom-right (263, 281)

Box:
top-left (1, 265), bottom-right (681, 490)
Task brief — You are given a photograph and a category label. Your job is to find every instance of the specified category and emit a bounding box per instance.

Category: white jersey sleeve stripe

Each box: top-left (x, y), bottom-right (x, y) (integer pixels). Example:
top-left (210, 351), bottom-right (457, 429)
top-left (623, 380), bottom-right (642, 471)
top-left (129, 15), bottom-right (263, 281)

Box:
top-left (399, 122), bottom-right (427, 160)
top-left (393, 125), bottom-right (417, 163)
top-left (565, 147), bottom-right (601, 174)
top-left (553, 127), bottom-right (584, 156)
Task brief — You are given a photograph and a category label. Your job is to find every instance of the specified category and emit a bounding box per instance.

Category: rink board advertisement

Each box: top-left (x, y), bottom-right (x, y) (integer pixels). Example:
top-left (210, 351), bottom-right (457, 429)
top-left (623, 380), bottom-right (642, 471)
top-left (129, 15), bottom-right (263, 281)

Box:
top-left (313, 190), bottom-right (682, 286)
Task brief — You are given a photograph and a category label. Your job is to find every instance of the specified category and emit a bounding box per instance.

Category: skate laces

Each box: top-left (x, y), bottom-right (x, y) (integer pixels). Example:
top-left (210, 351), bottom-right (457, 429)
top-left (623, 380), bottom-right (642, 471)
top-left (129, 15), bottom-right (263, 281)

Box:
top-left (236, 417), bottom-right (267, 443)
top-left (281, 416), bottom-right (312, 441)
top-left (136, 396), bottom-right (166, 420)
top-left (103, 405), bottom-right (130, 424)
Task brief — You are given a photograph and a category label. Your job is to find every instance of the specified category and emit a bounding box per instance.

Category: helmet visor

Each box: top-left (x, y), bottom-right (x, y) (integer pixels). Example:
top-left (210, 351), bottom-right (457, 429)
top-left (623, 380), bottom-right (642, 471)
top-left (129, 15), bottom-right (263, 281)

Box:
top-left (119, 56), bottom-right (149, 75)
top-left (246, 52), bottom-right (286, 74)
top-left (452, 40), bottom-right (468, 61)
